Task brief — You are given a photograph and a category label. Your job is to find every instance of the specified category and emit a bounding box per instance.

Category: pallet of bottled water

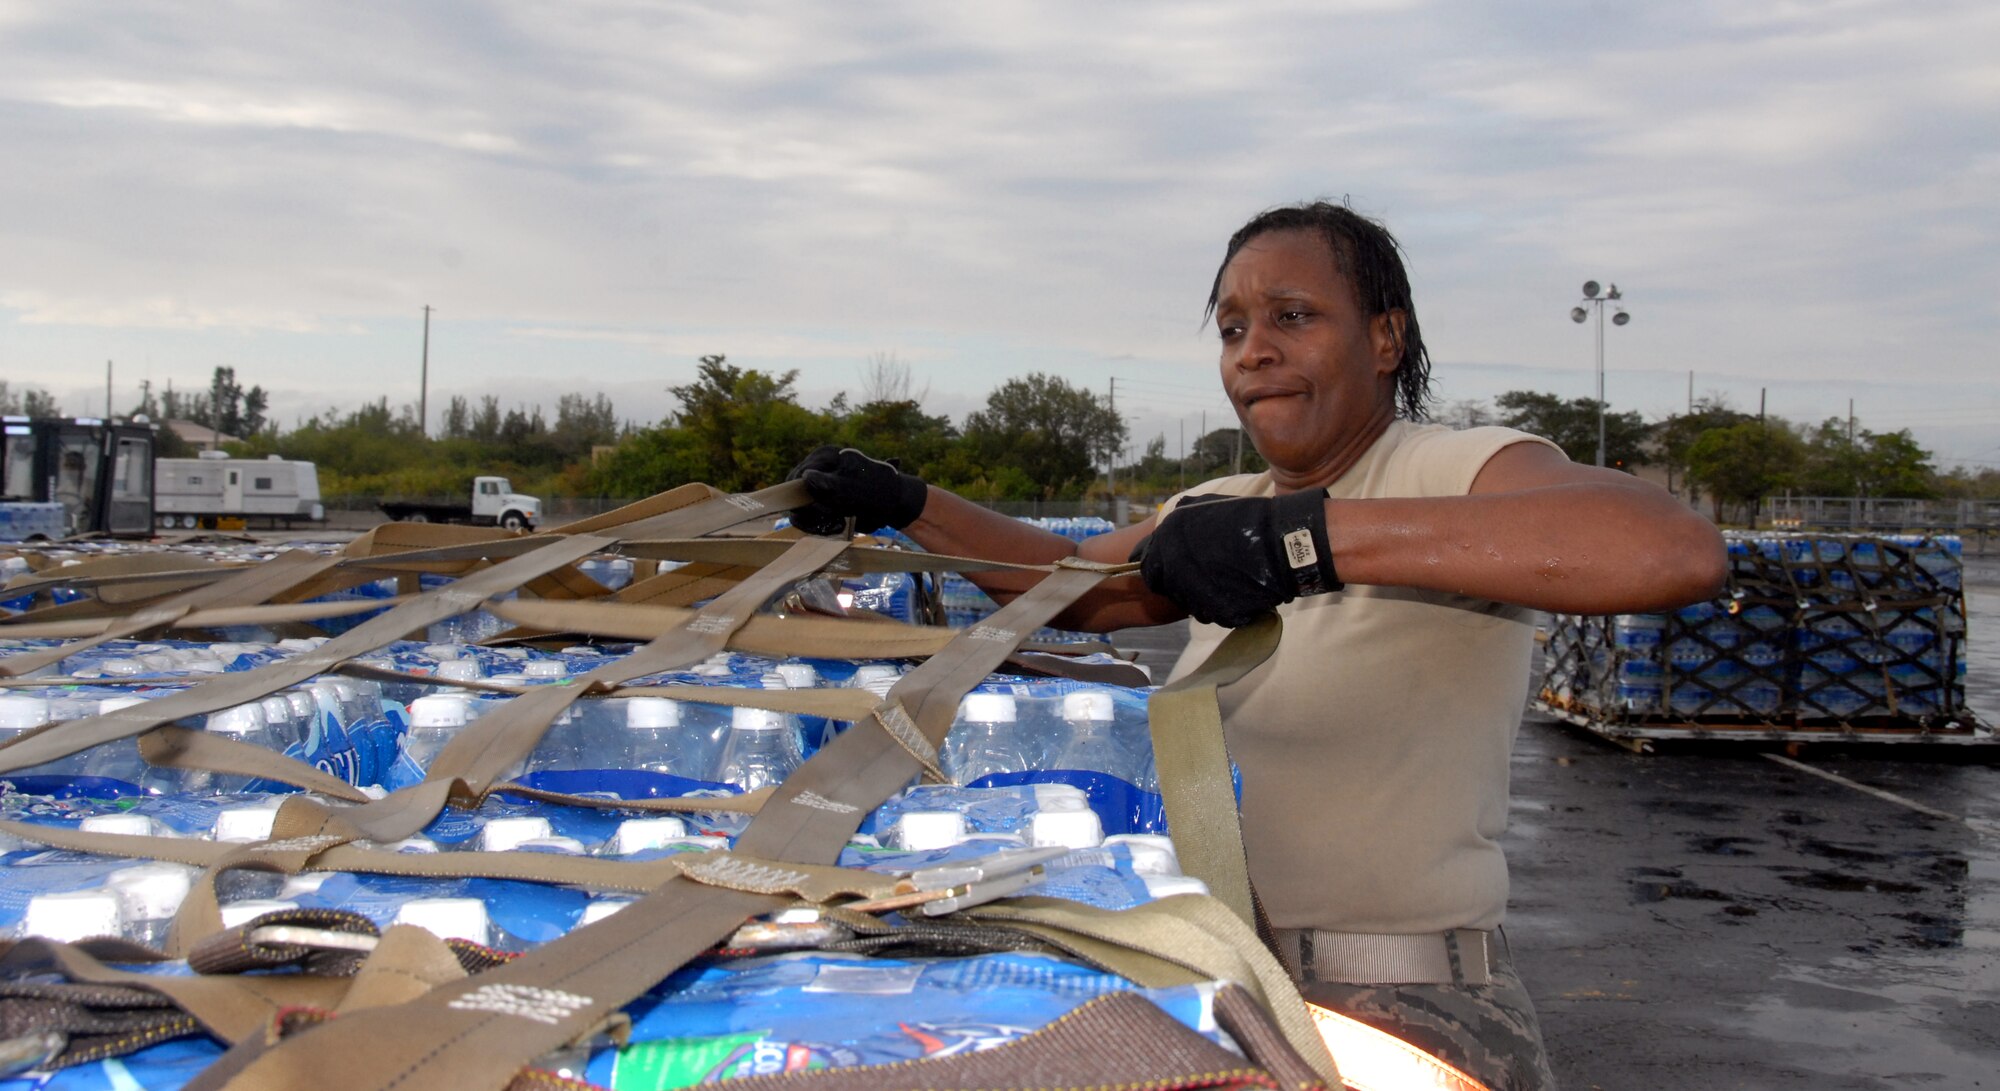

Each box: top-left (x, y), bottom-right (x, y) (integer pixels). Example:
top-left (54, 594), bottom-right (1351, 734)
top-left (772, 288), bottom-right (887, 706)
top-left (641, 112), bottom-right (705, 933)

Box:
top-left (1537, 533), bottom-right (1988, 746)
top-left (0, 629), bottom-right (1235, 1085)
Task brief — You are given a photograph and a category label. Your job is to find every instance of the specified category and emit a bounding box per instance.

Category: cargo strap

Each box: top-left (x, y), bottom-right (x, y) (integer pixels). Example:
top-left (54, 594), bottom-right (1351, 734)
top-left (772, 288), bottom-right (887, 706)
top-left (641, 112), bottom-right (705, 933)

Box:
top-left (962, 894), bottom-right (1335, 1083)
top-left (197, 559), bottom-right (1121, 1091)
top-left (0, 550), bottom-right (341, 677)
top-left (1143, 614), bottom-right (1280, 928)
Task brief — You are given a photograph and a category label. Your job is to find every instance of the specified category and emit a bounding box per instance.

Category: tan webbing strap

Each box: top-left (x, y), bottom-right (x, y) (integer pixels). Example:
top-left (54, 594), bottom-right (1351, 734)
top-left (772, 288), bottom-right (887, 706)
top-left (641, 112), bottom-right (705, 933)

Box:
top-left (0, 938), bottom-right (350, 1045)
top-left (0, 595), bottom-right (426, 639)
top-left (137, 726), bottom-right (371, 802)
top-left (209, 560), bottom-right (1120, 1091)
top-left (671, 850), bottom-right (901, 902)
top-left (0, 551), bottom-right (341, 675)
top-left (262, 536), bottom-right (854, 852)
top-left (966, 894), bottom-right (1337, 1083)
top-left (489, 782), bottom-right (773, 816)
top-left (735, 561), bottom-right (1122, 864)
top-left (0, 818), bottom-right (690, 894)
top-left (203, 880), bottom-right (784, 1091)
top-left (333, 925), bottom-right (471, 1014)
top-left (0, 534), bottom-right (611, 775)
top-left (1145, 614), bottom-right (1282, 928)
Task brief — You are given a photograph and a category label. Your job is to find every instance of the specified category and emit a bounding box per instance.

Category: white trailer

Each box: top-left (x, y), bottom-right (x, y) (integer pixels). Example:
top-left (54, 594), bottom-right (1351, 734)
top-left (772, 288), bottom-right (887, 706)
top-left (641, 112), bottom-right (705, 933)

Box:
top-left (154, 453), bottom-right (325, 529)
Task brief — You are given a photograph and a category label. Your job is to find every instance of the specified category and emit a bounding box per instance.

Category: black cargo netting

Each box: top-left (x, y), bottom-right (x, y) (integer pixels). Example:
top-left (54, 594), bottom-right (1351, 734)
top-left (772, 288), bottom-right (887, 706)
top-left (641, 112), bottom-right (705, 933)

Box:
top-left (1540, 534), bottom-right (1968, 728)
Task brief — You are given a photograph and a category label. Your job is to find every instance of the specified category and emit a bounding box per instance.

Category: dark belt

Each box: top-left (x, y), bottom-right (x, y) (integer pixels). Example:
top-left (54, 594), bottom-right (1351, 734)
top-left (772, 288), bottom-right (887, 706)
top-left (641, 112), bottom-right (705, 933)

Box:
top-left (1273, 927), bottom-right (1496, 987)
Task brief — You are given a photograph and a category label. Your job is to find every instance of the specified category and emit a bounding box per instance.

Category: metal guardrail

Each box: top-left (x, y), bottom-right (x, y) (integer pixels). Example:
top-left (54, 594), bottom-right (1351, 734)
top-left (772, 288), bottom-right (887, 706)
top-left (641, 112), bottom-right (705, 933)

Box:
top-left (1759, 496), bottom-right (2000, 532)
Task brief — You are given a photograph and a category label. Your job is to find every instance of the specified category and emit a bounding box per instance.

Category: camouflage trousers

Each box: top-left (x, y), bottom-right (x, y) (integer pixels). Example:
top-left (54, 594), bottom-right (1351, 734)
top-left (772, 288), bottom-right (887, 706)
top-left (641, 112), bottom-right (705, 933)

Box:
top-left (1296, 930), bottom-right (1557, 1091)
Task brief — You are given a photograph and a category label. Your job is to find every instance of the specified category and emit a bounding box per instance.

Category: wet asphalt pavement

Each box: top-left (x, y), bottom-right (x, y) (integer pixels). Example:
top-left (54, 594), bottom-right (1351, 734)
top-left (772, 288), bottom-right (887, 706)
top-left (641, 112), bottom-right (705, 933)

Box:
top-left (1112, 570), bottom-right (2000, 1090)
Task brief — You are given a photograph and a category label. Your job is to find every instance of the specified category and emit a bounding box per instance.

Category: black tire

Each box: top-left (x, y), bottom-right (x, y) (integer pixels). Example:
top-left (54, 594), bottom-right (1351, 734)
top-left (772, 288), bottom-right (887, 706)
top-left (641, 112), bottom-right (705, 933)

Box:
top-left (404, 511), bottom-right (430, 523)
top-left (500, 510), bottom-right (527, 531)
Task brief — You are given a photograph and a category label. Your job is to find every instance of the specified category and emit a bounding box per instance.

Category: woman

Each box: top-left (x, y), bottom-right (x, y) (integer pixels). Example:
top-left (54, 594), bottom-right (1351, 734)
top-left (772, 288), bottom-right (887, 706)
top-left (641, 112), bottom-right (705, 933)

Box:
top-left (792, 201), bottom-right (1726, 1088)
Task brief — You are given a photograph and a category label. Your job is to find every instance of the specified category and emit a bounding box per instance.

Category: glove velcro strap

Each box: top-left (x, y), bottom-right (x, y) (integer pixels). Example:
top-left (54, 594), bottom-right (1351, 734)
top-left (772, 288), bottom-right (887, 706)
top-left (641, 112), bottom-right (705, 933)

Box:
top-left (1270, 489), bottom-right (1341, 597)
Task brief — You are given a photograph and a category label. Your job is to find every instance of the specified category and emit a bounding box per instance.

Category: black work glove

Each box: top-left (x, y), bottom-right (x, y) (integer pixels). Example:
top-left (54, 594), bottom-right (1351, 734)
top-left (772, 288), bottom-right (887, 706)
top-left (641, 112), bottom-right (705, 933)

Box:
top-left (1129, 490), bottom-right (1342, 628)
top-left (786, 445), bottom-right (930, 536)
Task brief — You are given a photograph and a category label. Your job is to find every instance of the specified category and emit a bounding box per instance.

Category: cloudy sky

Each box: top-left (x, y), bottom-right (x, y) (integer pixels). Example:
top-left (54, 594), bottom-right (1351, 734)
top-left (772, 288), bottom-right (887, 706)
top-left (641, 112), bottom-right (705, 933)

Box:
top-left (2, 0), bottom-right (1996, 470)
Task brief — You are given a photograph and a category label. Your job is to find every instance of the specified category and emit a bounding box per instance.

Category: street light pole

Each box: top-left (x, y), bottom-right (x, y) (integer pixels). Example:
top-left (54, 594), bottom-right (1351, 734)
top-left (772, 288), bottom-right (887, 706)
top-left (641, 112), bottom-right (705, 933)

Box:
top-left (1569, 281), bottom-right (1630, 468)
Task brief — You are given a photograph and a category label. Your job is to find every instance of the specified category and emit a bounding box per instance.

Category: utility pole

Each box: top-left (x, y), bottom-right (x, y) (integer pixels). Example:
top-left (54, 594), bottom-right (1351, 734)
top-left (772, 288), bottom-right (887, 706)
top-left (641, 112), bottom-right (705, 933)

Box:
top-left (1178, 419), bottom-right (1185, 492)
top-left (1687, 370), bottom-right (1693, 415)
top-left (1105, 377), bottom-right (1116, 505)
top-left (419, 305), bottom-right (433, 438)
top-left (105, 361), bottom-right (113, 421)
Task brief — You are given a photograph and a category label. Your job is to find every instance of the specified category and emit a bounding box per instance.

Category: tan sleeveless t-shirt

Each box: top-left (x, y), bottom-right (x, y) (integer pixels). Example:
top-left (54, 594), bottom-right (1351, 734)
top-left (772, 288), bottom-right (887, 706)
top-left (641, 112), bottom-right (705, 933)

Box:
top-left (1163, 421), bottom-right (1559, 934)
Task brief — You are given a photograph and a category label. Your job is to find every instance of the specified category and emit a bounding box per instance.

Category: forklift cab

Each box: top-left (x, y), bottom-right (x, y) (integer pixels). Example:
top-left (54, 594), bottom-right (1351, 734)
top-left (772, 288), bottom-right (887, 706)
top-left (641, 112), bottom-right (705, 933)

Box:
top-left (0, 417), bottom-right (155, 537)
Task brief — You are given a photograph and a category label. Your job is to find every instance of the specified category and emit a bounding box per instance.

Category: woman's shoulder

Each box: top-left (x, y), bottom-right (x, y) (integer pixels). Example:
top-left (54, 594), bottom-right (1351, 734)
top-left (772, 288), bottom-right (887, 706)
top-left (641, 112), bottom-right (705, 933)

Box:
top-left (1373, 421), bottom-right (1563, 497)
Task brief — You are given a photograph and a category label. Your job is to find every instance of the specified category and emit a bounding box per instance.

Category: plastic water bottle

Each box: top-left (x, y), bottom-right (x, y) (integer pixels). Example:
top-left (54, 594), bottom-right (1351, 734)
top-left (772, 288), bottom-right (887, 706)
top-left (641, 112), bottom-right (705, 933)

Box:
top-left (712, 706), bottom-right (802, 790)
top-left (942, 692), bottom-right (1038, 785)
top-left (168, 704), bottom-right (282, 795)
top-left (105, 862), bottom-right (196, 948)
top-left (402, 694), bottom-right (475, 772)
top-left (0, 694), bottom-right (87, 777)
top-left (1054, 690), bottom-right (1141, 783)
top-left (617, 697), bottom-right (689, 775)
top-left (76, 696), bottom-right (152, 786)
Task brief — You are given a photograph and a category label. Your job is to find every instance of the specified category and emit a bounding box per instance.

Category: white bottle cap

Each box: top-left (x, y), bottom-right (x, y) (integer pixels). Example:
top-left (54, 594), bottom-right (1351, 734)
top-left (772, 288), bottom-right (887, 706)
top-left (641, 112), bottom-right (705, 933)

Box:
top-left (393, 897), bottom-right (490, 944)
top-left (524, 660), bottom-right (567, 679)
top-left (331, 681), bottom-right (358, 703)
top-left (730, 706), bottom-right (785, 732)
top-left (515, 836), bottom-right (588, 856)
top-left (0, 696), bottom-right (50, 729)
top-left (106, 863), bottom-right (195, 921)
top-left (1141, 875), bottom-right (1211, 899)
top-left (206, 704), bottom-right (266, 737)
top-left (181, 655), bottom-right (227, 674)
top-left (690, 662), bottom-right (733, 677)
top-left (1032, 784), bottom-right (1091, 812)
top-left (214, 803), bottom-right (281, 843)
top-left (959, 692), bottom-right (1017, 724)
top-left (259, 696), bottom-right (293, 724)
top-left (491, 646), bottom-right (529, 660)
top-left (624, 698), bottom-right (680, 729)
top-left (23, 890), bottom-right (122, 942)
top-left (97, 696), bottom-right (149, 715)
top-left (80, 813), bottom-right (158, 838)
top-left (409, 695), bottom-right (472, 729)
top-left (1031, 807), bottom-right (1104, 850)
top-left (436, 659), bottom-right (483, 682)
top-left (365, 836), bottom-right (440, 854)
top-left (97, 658), bottom-right (146, 677)
top-left (860, 676), bottom-right (896, 699)
top-left (580, 898), bottom-right (633, 926)
top-left (278, 872), bottom-right (332, 898)
top-left (850, 664), bottom-right (898, 685)
top-left (894, 810), bottom-right (968, 851)
top-left (422, 644), bottom-right (465, 660)
top-left (1104, 834), bottom-right (1182, 877)
top-left (218, 898), bottom-right (300, 930)
top-left (479, 815), bottom-right (553, 853)
top-left (611, 817), bottom-right (689, 855)
top-left (1062, 690), bottom-right (1116, 723)
top-left (758, 672), bottom-right (789, 690)
top-left (775, 663), bottom-right (818, 689)
top-left (285, 691), bottom-right (317, 719)
top-left (278, 637), bottom-right (327, 651)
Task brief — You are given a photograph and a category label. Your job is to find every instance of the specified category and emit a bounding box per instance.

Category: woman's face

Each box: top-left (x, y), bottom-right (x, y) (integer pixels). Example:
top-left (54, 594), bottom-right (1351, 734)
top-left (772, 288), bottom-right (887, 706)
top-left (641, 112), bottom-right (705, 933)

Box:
top-left (1212, 228), bottom-right (1403, 490)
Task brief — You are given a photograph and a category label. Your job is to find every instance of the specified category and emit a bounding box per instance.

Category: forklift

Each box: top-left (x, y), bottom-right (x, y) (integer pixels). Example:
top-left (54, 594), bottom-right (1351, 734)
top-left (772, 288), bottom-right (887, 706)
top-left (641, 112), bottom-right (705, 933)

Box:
top-left (0, 416), bottom-right (156, 539)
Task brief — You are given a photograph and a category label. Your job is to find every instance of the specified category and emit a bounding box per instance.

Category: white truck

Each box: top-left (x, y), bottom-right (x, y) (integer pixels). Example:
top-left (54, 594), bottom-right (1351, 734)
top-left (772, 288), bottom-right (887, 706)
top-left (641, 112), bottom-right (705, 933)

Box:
top-left (380, 476), bottom-right (541, 531)
top-left (154, 452), bottom-right (324, 530)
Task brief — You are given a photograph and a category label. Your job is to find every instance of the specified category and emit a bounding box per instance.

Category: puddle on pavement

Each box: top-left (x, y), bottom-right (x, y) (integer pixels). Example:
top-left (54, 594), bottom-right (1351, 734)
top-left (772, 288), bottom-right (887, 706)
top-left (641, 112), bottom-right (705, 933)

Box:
top-left (1779, 869), bottom-right (1923, 895)
top-left (1646, 799), bottom-right (1745, 820)
top-left (1629, 875), bottom-right (1733, 903)
top-left (1691, 835), bottom-right (1763, 856)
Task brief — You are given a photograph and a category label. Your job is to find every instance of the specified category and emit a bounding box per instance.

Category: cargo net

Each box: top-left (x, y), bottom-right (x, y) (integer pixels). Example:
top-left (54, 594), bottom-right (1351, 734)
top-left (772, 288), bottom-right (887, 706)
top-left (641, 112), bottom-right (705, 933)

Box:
top-left (1541, 533), bottom-right (1969, 727)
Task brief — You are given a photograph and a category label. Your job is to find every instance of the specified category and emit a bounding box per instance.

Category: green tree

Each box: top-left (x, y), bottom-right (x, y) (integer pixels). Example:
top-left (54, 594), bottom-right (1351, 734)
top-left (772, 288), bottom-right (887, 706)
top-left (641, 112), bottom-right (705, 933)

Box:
top-left (833, 398), bottom-right (958, 480)
top-left (958, 373), bottom-right (1126, 499)
top-left (1684, 419), bottom-right (1806, 522)
top-left (1801, 418), bottom-right (1936, 499)
top-left (662, 355), bottom-right (831, 491)
top-left (0, 382), bottom-right (60, 418)
top-left (1494, 390), bottom-right (1649, 469)
top-left (1653, 397), bottom-right (1751, 495)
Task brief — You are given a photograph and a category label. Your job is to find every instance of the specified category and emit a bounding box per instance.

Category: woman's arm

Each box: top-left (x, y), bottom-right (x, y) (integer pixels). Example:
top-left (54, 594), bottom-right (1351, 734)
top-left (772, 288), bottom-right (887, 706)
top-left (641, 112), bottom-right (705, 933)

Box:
top-left (901, 487), bottom-right (1178, 632)
top-left (1324, 441), bottom-right (1727, 614)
